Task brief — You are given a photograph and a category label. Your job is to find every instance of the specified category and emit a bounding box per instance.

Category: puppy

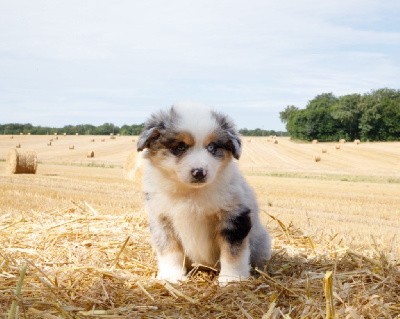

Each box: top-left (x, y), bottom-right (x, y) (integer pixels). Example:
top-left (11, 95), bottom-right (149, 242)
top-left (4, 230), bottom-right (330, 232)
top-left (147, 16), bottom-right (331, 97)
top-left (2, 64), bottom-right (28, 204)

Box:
top-left (137, 103), bottom-right (271, 284)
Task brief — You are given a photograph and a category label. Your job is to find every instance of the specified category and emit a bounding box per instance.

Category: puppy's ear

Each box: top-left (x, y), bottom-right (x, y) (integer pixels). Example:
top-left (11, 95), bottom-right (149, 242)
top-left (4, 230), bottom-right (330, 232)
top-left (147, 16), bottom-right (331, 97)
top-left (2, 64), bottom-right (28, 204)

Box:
top-left (227, 130), bottom-right (242, 160)
top-left (137, 107), bottom-right (177, 152)
top-left (137, 126), bottom-right (161, 152)
top-left (212, 111), bottom-right (242, 160)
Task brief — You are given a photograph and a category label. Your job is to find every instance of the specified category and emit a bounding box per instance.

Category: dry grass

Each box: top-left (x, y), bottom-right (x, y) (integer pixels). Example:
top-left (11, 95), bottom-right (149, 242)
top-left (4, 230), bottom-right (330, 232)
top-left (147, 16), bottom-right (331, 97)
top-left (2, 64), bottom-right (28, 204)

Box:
top-left (0, 204), bottom-right (399, 318)
top-left (0, 135), bottom-right (399, 318)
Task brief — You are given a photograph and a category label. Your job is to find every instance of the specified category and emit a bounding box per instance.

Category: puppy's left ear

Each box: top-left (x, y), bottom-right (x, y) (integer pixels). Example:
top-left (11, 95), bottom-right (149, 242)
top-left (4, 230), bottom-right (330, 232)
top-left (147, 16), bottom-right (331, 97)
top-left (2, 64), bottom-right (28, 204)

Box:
top-left (227, 130), bottom-right (242, 160)
top-left (212, 111), bottom-right (242, 160)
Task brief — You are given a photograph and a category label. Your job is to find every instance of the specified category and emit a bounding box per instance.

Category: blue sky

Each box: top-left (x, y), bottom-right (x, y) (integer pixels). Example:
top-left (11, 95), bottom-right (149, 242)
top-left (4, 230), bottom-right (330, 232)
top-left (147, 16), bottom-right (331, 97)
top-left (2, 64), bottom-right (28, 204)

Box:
top-left (1, 0), bottom-right (399, 130)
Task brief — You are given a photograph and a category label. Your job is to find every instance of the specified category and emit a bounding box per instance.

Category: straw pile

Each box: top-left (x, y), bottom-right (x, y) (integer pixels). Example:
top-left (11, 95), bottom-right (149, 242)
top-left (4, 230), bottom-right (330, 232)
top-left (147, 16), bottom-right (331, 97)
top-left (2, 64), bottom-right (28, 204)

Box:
top-left (5, 148), bottom-right (37, 174)
top-left (1, 203), bottom-right (398, 318)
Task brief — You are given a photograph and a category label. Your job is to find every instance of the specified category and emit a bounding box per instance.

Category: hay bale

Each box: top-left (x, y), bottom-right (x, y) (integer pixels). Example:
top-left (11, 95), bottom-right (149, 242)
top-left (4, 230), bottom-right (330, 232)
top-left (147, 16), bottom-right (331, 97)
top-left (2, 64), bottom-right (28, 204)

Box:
top-left (313, 154), bottom-right (321, 162)
top-left (16, 143), bottom-right (21, 148)
top-left (354, 139), bottom-right (361, 145)
top-left (6, 149), bottom-right (37, 174)
top-left (101, 139), bottom-right (105, 142)
top-left (110, 135), bottom-right (116, 140)
top-left (335, 144), bottom-right (341, 150)
top-left (339, 139), bottom-right (346, 144)
top-left (312, 139), bottom-right (318, 144)
top-left (69, 145), bottom-right (75, 150)
top-left (90, 138), bottom-right (95, 142)
top-left (321, 148), bottom-right (327, 153)
top-left (63, 133), bottom-right (67, 136)
top-left (76, 133), bottom-right (79, 136)
top-left (273, 139), bottom-right (278, 144)
top-left (10, 135), bottom-right (14, 139)
top-left (87, 151), bottom-right (94, 158)
top-left (47, 141), bottom-right (52, 146)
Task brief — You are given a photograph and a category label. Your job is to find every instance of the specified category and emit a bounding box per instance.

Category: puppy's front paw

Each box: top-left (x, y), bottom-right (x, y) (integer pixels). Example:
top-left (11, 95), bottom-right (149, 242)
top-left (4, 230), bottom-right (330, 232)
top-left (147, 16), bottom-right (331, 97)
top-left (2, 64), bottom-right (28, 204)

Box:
top-left (157, 266), bottom-right (187, 283)
top-left (157, 272), bottom-right (187, 283)
top-left (217, 274), bottom-right (249, 286)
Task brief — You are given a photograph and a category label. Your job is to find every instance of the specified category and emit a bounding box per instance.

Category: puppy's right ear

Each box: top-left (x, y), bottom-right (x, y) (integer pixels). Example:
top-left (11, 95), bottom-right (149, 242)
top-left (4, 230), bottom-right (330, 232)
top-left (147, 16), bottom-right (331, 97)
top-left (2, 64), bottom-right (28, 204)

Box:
top-left (137, 107), bottom-right (176, 152)
top-left (137, 126), bottom-right (161, 152)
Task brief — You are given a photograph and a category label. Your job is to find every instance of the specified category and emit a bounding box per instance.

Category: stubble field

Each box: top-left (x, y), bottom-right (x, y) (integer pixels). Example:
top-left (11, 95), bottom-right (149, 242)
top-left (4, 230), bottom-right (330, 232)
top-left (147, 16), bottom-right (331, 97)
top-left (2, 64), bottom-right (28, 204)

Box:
top-left (0, 134), bottom-right (399, 318)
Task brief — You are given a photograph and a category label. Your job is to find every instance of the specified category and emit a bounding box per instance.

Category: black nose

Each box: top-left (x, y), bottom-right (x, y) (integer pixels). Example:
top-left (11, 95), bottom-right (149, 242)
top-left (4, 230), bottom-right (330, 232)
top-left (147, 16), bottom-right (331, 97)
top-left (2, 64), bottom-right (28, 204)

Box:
top-left (191, 168), bottom-right (207, 181)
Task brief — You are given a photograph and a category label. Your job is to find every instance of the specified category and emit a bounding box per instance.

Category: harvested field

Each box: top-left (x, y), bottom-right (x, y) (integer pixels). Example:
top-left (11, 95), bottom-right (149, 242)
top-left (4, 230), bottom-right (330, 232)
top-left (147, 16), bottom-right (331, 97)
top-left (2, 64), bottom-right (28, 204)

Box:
top-left (0, 135), bottom-right (399, 318)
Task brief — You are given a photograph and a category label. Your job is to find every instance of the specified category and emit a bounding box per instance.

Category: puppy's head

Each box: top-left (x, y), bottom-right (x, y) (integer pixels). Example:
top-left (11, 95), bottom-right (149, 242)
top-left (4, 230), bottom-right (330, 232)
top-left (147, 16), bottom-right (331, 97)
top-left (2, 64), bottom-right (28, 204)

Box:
top-left (137, 103), bottom-right (241, 188)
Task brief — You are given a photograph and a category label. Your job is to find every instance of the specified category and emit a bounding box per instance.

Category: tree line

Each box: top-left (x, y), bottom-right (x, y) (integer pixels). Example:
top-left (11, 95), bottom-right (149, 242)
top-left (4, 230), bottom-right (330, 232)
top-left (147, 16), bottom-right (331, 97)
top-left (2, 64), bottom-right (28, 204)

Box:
top-left (1, 123), bottom-right (287, 137)
top-left (0, 123), bottom-right (145, 136)
top-left (279, 88), bottom-right (400, 142)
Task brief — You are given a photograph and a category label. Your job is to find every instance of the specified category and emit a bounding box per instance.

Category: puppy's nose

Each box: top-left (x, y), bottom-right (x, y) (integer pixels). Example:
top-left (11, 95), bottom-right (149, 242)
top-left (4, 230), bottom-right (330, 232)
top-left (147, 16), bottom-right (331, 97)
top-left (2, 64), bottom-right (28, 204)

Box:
top-left (191, 168), bottom-right (207, 181)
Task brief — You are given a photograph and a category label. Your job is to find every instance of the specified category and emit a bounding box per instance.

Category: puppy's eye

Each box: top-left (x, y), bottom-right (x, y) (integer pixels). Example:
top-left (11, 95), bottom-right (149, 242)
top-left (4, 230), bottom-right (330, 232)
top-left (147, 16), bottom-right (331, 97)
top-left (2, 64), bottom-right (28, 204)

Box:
top-left (170, 142), bottom-right (188, 156)
top-left (207, 142), bottom-right (217, 154)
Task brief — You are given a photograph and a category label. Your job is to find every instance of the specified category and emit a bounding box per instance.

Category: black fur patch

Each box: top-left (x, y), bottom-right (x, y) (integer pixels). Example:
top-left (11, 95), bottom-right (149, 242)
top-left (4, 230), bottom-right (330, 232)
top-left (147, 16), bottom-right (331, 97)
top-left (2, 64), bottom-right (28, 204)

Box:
top-left (221, 207), bottom-right (252, 251)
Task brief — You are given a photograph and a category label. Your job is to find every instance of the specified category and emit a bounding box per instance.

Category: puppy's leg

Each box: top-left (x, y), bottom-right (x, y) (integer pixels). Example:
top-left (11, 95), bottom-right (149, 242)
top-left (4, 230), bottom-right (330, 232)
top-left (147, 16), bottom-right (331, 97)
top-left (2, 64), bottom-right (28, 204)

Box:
top-left (218, 207), bottom-right (252, 284)
top-left (150, 215), bottom-right (186, 283)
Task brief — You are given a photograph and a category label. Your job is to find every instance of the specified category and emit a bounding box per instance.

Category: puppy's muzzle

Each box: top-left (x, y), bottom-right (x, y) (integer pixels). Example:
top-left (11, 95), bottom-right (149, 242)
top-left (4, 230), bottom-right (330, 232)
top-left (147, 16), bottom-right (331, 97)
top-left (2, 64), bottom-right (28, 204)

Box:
top-left (191, 168), bottom-right (207, 183)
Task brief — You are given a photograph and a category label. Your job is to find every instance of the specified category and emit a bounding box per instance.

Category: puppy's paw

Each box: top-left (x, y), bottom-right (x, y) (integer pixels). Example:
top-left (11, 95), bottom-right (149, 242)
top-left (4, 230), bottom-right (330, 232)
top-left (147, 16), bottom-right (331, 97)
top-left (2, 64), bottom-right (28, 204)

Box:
top-left (217, 274), bottom-right (249, 286)
top-left (157, 269), bottom-right (187, 283)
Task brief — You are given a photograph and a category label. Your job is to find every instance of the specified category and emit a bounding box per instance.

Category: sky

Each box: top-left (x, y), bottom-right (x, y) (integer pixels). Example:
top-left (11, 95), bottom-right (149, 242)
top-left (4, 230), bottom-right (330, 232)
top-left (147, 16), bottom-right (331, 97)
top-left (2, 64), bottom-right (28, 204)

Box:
top-left (1, 0), bottom-right (399, 131)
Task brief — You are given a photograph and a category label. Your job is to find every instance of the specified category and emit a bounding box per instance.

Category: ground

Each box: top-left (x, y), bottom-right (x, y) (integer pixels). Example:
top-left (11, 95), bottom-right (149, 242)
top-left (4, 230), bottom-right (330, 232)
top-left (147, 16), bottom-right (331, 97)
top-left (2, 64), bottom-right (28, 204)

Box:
top-left (0, 135), bottom-right (399, 318)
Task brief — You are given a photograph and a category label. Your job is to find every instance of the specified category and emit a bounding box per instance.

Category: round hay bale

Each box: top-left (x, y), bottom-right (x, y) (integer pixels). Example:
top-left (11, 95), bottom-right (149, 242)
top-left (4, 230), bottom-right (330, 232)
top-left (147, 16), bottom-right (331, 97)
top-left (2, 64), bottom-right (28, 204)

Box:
top-left (16, 143), bottom-right (21, 148)
top-left (321, 148), bottom-right (327, 153)
top-left (47, 141), bottom-right (52, 146)
top-left (75, 133), bottom-right (79, 136)
top-left (335, 144), bottom-right (341, 150)
top-left (273, 139), bottom-right (278, 144)
top-left (313, 154), bottom-right (321, 162)
top-left (101, 139), bottom-right (105, 142)
top-left (10, 135), bottom-right (14, 139)
top-left (312, 139), bottom-right (318, 144)
top-left (69, 145), bottom-right (75, 150)
top-left (354, 139), bottom-right (360, 144)
top-left (90, 138), bottom-right (95, 142)
top-left (87, 151), bottom-right (94, 158)
top-left (339, 138), bottom-right (346, 144)
top-left (63, 133), bottom-right (67, 136)
top-left (6, 149), bottom-right (37, 174)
